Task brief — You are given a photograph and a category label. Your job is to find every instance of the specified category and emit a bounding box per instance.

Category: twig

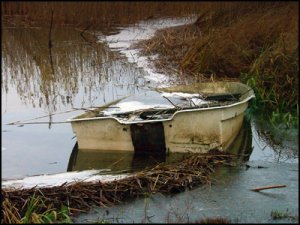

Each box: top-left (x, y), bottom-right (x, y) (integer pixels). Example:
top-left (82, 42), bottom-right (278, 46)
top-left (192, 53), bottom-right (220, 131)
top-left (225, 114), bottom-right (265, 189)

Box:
top-left (251, 185), bottom-right (287, 192)
top-left (5, 108), bottom-right (80, 125)
top-left (6, 121), bottom-right (71, 125)
top-left (72, 106), bottom-right (120, 111)
top-left (79, 23), bottom-right (97, 48)
top-left (2, 151), bottom-right (235, 222)
top-left (5, 106), bottom-right (119, 125)
top-left (162, 96), bottom-right (181, 109)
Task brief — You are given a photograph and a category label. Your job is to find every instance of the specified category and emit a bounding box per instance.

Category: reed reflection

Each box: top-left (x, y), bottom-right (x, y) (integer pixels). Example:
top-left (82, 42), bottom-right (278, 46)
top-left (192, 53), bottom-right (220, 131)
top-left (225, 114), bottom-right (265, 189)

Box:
top-left (252, 116), bottom-right (298, 162)
top-left (2, 27), bottom-right (147, 114)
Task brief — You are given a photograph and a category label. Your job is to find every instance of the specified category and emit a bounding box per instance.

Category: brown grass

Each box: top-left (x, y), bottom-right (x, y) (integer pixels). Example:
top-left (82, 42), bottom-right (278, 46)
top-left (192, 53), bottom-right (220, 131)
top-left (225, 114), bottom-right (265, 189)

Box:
top-left (2, 2), bottom-right (202, 30)
top-left (194, 217), bottom-right (231, 224)
top-left (136, 2), bottom-right (299, 115)
top-left (2, 2), bottom-right (298, 115)
top-left (183, 2), bottom-right (298, 75)
top-left (1, 151), bottom-right (237, 224)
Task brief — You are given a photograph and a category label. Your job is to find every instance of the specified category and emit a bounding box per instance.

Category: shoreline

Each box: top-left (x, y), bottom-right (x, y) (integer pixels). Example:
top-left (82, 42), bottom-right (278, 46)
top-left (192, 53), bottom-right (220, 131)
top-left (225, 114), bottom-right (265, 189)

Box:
top-left (1, 16), bottom-right (197, 189)
top-left (97, 16), bottom-right (197, 88)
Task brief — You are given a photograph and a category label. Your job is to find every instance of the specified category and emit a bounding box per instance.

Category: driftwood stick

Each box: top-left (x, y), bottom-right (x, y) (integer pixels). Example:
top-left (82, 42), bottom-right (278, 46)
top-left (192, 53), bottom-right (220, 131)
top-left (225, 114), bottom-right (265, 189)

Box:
top-left (251, 185), bottom-right (287, 192)
top-left (5, 105), bottom-right (119, 125)
top-left (72, 106), bottom-right (119, 111)
top-left (6, 121), bottom-right (71, 125)
top-left (6, 108), bottom-right (81, 125)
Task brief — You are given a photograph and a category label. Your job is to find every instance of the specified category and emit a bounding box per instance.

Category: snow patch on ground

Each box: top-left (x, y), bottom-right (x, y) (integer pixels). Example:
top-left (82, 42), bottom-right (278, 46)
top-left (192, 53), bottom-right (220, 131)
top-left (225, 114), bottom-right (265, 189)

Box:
top-left (2, 170), bottom-right (129, 189)
top-left (98, 17), bottom-right (196, 87)
top-left (102, 100), bottom-right (174, 115)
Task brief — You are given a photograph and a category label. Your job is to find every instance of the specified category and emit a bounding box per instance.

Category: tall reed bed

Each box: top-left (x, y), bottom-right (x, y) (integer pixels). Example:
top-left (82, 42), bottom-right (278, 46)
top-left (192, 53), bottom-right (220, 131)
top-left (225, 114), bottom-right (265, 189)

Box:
top-left (137, 2), bottom-right (299, 127)
top-left (2, 2), bottom-right (298, 124)
top-left (2, 2), bottom-right (201, 29)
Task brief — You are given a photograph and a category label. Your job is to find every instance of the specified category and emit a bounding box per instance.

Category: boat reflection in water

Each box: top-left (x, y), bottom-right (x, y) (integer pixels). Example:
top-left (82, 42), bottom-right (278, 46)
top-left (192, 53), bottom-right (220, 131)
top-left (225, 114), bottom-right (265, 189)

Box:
top-left (67, 144), bottom-right (167, 173)
top-left (67, 119), bottom-right (253, 173)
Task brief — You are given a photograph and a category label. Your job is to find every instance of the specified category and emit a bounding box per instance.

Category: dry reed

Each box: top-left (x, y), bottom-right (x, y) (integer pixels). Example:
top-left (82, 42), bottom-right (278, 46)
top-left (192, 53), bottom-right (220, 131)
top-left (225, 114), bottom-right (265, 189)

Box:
top-left (194, 217), bottom-right (231, 224)
top-left (3, 2), bottom-right (297, 115)
top-left (2, 2), bottom-right (202, 30)
top-left (1, 150), bottom-right (237, 223)
top-left (136, 2), bottom-right (298, 115)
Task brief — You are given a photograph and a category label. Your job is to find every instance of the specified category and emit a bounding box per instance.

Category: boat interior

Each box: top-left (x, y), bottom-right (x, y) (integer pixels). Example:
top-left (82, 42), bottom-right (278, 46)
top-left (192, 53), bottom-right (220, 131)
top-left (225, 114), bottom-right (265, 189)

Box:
top-left (73, 82), bottom-right (254, 122)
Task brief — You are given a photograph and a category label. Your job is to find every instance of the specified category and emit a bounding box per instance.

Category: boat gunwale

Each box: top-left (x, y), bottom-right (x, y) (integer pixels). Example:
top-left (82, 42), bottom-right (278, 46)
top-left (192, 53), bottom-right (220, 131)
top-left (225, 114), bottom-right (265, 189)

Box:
top-left (67, 94), bottom-right (255, 125)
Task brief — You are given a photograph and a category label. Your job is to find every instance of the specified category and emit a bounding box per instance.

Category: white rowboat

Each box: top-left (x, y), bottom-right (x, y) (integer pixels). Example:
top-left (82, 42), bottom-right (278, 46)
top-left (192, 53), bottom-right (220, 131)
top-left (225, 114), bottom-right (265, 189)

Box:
top-left (68, 82), bottom-right (255, 154)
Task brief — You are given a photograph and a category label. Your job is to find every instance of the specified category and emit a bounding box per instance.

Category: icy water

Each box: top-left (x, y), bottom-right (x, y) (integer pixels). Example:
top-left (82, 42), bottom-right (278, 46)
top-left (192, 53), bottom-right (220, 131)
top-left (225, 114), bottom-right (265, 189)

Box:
top-left (1, 17), bottom-right (298, 223)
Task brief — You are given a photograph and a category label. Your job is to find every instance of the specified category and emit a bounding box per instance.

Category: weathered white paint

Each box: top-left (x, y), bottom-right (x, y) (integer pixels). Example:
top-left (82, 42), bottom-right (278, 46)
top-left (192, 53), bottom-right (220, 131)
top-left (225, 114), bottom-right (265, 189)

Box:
top-left (68, 82), bottom-right (255, 153)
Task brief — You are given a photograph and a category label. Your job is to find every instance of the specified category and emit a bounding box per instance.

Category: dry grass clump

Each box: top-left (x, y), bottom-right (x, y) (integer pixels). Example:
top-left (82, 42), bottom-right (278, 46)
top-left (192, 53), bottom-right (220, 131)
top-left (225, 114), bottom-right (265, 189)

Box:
top-left (140, 2), bottom-right (298, 77)
top-left (1, 151), bottom-right (236, 224)
top-left (183, 2), bottom-right (298, 76)
top-left (137, 2), bottom-right (298, 116)
top-left (135, 24), bottom-right (203, 79)
top-left (194, 217), bottom-right (231, 224)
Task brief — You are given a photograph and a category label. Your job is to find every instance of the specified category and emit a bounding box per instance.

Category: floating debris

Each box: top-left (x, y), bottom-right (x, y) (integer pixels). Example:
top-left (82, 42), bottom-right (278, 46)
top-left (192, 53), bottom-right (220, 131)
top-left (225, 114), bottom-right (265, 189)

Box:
top-left (251, 185), bottom-right (287, 192)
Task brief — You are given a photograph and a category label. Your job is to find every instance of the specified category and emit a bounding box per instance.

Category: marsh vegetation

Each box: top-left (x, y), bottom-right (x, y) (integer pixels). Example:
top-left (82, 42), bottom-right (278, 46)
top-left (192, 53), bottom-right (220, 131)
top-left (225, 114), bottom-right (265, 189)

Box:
top-left (1, 1), bottom-right (298, 224)
top-left (2, 2), bottom-right (298, 127)
top-left (135, 2), bottom-right (299, 128)
top-left (2, 151), bottom-right (237, 223)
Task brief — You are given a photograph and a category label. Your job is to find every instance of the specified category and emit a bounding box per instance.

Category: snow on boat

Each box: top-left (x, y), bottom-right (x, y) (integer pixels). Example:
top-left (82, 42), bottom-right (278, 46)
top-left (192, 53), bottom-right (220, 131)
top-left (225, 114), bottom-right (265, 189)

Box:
top-left (68, 82), bottom-right (255, 154)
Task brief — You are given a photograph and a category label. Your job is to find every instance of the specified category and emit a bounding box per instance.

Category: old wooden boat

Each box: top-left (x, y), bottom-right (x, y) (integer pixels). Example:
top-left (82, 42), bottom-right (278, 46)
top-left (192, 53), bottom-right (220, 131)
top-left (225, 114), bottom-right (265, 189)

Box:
top-left (68, 82), bottom-right (255, 154)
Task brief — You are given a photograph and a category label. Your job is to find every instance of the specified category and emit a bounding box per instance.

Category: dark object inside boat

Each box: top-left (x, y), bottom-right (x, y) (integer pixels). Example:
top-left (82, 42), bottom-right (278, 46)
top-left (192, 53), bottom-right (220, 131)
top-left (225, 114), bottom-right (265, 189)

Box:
top-left (130, 122), bottom-right (166, 154)
top-left (204, 93), bottom-right (241, 101)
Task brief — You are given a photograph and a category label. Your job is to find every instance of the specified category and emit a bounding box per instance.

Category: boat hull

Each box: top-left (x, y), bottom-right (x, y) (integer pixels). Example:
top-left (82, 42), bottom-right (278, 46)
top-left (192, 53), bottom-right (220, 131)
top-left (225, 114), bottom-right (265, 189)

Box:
top-left (71, 99), bottom-right (249, 153)
top-left (69, 82), bottom-right (255, 154)
top-left (163, 102), bottom-right (247, 153)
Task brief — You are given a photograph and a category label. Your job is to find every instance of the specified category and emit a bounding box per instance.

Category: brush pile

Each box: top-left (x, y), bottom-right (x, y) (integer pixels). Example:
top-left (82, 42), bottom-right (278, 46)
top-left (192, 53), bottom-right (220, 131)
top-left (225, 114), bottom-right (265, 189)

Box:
top-left (2, 150), bottom-right (238, 223)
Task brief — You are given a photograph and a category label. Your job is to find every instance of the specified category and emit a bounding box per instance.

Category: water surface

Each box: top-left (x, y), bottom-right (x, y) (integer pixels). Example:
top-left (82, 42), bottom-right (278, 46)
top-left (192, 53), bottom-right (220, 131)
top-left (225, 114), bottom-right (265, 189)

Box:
top-left (1, 17), bottom-right (195, 180)
top-left (1, 16), bottom-right (298, 223)
top-left (2, 26), bottom-right (149, 179)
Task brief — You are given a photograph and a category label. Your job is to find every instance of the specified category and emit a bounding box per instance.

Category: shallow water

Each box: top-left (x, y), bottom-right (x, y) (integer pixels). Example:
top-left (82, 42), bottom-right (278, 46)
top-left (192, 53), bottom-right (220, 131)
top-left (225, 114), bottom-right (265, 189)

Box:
top-left (1, 17), bottom-right (195, 180)
top-left (1, 16), bottom-right (298, 223)
top-left (1, 27), bottom-right (145, 179)
top-left (72, 117), bottom-right (298, 223)
top-left (74, 161), bottom-right (298, 223)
